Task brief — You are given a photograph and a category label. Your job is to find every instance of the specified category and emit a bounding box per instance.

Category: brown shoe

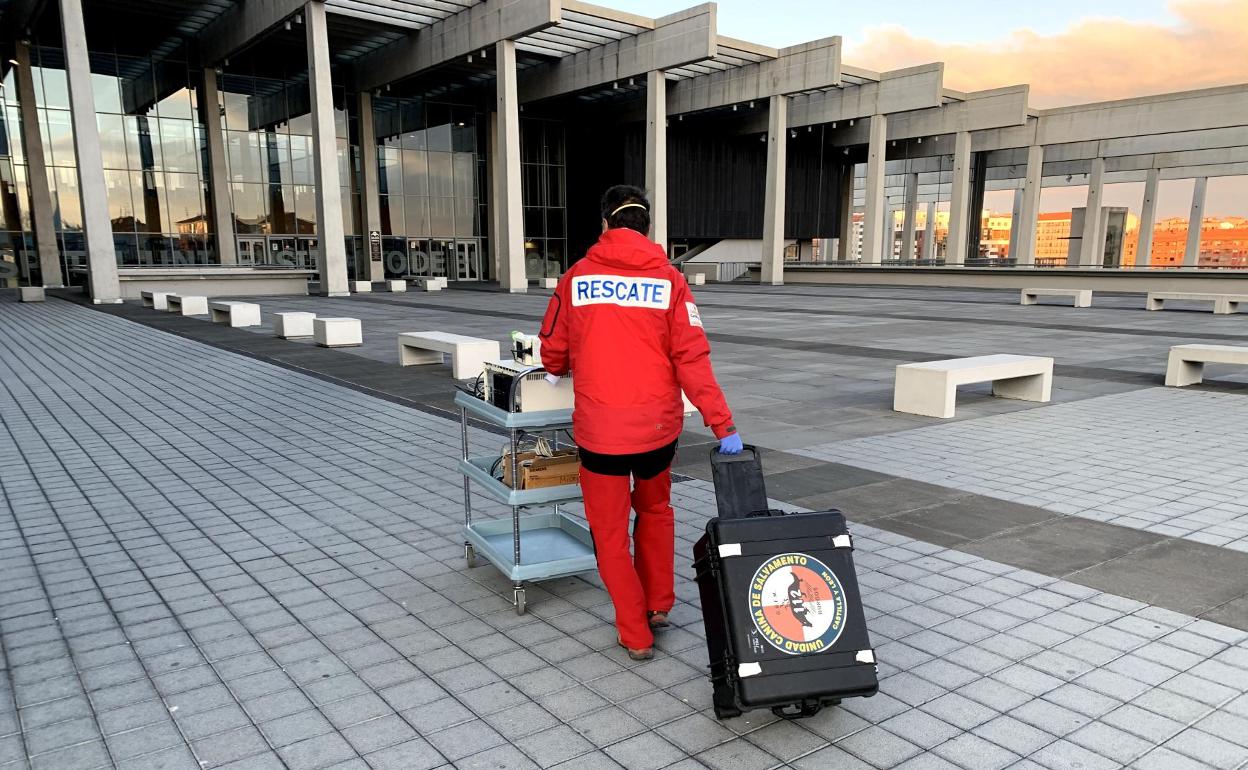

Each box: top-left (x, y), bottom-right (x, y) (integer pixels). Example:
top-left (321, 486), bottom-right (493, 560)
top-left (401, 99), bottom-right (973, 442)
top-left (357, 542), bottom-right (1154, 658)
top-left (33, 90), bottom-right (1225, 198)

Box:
top-left (648, 611), bottom-right (670, 630)
top-left (618, 637), bottom-right (655, 661)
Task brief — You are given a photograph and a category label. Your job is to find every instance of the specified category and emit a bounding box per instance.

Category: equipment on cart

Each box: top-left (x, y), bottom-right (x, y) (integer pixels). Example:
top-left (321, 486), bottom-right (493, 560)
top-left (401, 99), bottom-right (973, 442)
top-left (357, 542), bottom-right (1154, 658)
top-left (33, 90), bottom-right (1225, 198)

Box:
top-left (694, 446), bottom-right (878, 720)
top-left (483, 358), bottom-right (575, 413)
top-left (510, 331), bottom-right (542, 365)
top-left (498, 437), bottom-right (581, 490)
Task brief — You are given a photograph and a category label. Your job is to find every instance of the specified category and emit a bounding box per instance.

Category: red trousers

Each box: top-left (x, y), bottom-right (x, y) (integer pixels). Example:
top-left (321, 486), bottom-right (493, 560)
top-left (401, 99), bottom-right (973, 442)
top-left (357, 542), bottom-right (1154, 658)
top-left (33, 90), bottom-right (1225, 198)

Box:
top-left (579, 466), bottom-right (675, 649)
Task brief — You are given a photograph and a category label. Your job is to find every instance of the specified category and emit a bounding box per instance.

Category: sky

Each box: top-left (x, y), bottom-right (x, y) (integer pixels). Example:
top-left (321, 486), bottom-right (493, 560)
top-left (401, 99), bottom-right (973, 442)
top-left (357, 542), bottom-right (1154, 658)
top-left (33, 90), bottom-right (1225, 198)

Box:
top-left (617, 0), bottom-right (1248, 218)
top-left (615, 0), bottom-right (1248, 108)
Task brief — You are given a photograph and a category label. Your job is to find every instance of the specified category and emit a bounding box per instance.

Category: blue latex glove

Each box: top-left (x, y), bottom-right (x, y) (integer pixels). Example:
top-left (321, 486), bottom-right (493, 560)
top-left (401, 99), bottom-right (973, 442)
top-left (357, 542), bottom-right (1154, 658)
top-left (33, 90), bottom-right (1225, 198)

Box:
top-left (718, 433), bottom-right (744, 455)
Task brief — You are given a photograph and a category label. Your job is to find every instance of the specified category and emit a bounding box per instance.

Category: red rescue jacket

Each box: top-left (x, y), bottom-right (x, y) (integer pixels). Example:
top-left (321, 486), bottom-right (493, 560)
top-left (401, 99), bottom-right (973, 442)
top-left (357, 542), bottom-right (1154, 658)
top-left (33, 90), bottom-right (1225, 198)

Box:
top-left (540, 227), bottom-right (735, 455)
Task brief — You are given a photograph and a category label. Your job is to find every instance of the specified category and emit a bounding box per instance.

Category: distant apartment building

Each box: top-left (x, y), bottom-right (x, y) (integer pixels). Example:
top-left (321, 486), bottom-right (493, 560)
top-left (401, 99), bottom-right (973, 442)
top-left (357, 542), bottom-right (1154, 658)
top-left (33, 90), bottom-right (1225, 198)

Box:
top-left (1035, 213), bottom-right (1074, 265)
top-left (1151, 217), bottom-right (1248, 268)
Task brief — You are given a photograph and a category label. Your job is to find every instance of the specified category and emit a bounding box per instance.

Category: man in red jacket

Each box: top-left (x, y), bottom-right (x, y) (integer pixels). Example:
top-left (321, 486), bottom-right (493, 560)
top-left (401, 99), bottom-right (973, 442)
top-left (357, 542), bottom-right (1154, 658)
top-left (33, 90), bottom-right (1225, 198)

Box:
top-left (540, 185), bottom-right (741, 660)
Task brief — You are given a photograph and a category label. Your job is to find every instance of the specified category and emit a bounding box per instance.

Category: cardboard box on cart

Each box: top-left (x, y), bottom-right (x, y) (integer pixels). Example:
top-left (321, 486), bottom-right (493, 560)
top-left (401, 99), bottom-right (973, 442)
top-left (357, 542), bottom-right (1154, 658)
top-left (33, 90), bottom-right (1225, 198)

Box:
top-left (502, 449), bottom-right (582, 490)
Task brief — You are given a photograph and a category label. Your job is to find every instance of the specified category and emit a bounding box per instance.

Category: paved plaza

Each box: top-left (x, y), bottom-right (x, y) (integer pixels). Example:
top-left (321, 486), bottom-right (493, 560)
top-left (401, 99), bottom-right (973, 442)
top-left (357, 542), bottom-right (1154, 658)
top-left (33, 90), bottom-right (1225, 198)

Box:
top-left (800, 388), bottom-right (1248, 551)
top-left (2, 285), bottom-right (1248, 769)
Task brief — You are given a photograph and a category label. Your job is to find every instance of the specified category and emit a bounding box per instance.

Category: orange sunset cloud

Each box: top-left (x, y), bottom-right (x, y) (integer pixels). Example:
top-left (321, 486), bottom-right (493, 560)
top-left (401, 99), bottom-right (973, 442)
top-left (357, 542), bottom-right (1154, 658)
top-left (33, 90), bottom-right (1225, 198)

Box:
top-left (844, 0), bottom-right (1248, 108)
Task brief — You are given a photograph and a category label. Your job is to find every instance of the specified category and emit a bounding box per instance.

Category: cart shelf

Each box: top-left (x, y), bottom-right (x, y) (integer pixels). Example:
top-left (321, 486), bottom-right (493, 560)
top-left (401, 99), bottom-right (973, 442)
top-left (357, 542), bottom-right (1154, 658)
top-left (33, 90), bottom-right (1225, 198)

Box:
top-left (464, 511), bottom-right (596, 583)
top-left (455, 379), bottom-right (589, 615)
top-left (458, 455), bottom-right (584, 508)
top-left (454, 390), bottom-right (573, 430)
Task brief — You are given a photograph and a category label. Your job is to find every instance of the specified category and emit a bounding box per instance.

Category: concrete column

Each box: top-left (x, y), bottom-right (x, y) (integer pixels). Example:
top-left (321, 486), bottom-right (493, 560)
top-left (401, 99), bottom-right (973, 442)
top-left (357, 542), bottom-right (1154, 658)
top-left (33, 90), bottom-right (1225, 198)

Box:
top-left (1136, 168), bottom-right (1159, 267)
top-left (14, 41), bottom-right (63, 287)
top-left (488, 112), bottom-right (500, 281)
top-left (836, 164), bottom-right (853, 261)
top-left (358, 91), bottom-right (384, 282)
top-left (884, 201), bottom-right (895, 260)
top-left (760, 95), bottom-right (787, 285)
top-left (201, 68), bottom-right (237, 265)
top-left (946, 130), bottom-right (972, 266)
top-left (1078, 157), bottom-right (1105, 267)
top-left (901, 172), bottom-right (918, 262)
top-left (59, 0), bottom-right (121, 302)
top-left (1184, 176), bottom-right (1208, 268)
top-left (645, 70), bottom-right (668, 248)
top-left (1007, 188), bottom-right (1022, 261)
top-left (306, 0), bottom-right (349, 296)
top-left (495, 39), bottom-right (526, 292)
top-left (1014, 144), bottom-right (1044, 267)
top-left (861, 114), bottom-right (887, 265)
top-left (922, 201), bottom-right (936, 262)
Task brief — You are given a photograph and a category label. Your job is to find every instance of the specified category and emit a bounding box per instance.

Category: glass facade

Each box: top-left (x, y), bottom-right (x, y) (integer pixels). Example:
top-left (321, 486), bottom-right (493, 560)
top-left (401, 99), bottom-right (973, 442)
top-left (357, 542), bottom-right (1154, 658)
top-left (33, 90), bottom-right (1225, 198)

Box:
top-left (0, 43), bottom-right (215, 280)
top-left (0, 36), bottom-right (577, 287)
top-left (93, 46), bottom-right (212, 268)
top-left (372, 96), bottom-right (485, 281)
top-left (216, 62), bottom-right (360, 275)
top-left (0, 67), bottom-right (29, 287)
top-left (521, 119), bottom-right (567, 279)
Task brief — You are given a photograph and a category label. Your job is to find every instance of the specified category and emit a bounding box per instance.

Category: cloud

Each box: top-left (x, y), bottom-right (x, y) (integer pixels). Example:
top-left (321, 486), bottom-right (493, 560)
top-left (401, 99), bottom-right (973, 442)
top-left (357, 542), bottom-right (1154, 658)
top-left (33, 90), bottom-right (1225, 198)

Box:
top-left (844, 0), bottom-right (1248, 108)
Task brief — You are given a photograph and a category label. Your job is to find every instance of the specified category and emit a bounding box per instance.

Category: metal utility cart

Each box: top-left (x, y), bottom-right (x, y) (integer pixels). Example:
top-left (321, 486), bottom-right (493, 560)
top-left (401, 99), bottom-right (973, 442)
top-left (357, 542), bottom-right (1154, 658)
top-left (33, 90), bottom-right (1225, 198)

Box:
top-left (455, 388), bottom-right (595, 614)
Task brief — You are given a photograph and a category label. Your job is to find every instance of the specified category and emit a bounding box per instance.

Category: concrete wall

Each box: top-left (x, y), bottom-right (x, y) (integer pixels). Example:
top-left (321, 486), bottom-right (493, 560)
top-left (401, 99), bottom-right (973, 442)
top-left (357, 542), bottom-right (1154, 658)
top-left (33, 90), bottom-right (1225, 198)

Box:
top-left (774, 266), bottom-right (1248, 294)
top-left (116, 269), bottom-right (316, 299)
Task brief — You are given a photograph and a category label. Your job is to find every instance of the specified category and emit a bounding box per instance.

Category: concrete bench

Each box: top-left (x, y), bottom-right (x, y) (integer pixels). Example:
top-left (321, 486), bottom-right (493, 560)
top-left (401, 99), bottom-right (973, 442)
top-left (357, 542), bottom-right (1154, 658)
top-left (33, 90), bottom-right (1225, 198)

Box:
top-left (1020, 288), bottom-right (1091, 307)
top-left (350, 280), bottom-right (372, 293)
top-left (688, 273), bottom-right (706, 286)
top-left (141, 290), bottom-right (172, 310)
top-left (209, 301), bottom-right (261, 328)
top-left (539, 277), bottom-right (559, 289)
top-left (1146, 292), bottom-right (1248, 315)
top-left (894, 354), bottom-right (1054, 418)
top-left (397, 331), bottom-right (500, 380)
top-left (1165, 344), bottom-right (1248, 386)
top-left (18, 287), bottom-right (45, 302)
top-left (314, 318), bottom-right (362, 347)
top-left (166, 294), bottom-right (208, 316)
top-left (386, 280), bottom-right (406, 293)
top-left (274, 312), bottom-right (315, 339)
top-left (412, 278), bottom-right (442, 292)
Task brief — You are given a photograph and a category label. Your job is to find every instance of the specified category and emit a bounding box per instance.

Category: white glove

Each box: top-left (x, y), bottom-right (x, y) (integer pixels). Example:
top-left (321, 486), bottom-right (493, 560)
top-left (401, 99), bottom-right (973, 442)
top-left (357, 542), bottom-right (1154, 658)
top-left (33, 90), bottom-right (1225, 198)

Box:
top-left (544, 373), bottom-right (561, 386)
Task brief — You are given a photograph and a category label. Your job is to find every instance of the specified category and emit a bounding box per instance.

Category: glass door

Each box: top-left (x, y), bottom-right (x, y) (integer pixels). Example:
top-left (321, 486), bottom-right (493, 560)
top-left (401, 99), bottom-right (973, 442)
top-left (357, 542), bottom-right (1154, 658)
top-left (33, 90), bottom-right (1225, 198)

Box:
top-left (430, 239), bottom-right (454, 278)
top-left (297, 238), bottom-right (318, 270)
top-left (270, 237), bottom-right (298, 268)
top-left (407, 238), bottom-right (429, 277)
top-left (455, 240), bottom-right (480, 281)
top-left (237, 236), bottom-right (264, 266)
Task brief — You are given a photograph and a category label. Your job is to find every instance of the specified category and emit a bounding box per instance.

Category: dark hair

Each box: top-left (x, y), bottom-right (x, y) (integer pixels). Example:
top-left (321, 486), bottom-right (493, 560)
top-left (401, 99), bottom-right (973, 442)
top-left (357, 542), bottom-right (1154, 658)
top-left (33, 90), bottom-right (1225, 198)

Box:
top-left (601, 184), bottom-right (651, 235)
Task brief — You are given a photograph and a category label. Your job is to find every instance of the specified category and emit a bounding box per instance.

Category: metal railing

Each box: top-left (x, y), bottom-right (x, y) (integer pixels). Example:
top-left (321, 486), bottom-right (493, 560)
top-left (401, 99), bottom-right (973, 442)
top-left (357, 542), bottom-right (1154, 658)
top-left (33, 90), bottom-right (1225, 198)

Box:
top-left (715, 262), bottom-right (756, 282)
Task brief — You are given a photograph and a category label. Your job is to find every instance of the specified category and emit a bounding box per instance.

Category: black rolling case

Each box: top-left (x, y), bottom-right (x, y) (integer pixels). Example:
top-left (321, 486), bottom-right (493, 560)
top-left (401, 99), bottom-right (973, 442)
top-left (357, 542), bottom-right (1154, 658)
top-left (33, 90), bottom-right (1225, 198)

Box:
top-left (694, 447), bottom-right (878, 720)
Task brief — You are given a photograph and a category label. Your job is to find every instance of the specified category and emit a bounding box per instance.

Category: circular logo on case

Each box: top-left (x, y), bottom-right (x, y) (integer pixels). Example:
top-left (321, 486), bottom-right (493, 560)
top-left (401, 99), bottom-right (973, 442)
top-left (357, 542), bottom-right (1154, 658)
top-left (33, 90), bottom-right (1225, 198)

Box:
top-left (748, 553), bottom-right (847, 655)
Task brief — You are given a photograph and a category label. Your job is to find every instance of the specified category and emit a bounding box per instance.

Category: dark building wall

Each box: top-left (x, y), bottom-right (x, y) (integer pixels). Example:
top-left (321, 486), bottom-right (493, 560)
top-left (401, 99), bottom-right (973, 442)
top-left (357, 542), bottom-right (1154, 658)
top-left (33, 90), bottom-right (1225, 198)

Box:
top-left (664, 125), bottom-right (849, 242)
top-left (563, 115), bottom-right (851, 262)
top-left (564, 119), bottom-right (639, 262)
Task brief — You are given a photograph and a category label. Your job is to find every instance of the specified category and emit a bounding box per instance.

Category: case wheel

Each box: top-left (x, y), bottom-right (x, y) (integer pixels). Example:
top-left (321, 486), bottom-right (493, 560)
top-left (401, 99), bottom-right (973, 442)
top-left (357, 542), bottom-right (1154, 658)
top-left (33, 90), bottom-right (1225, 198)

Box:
top-left (464, 543), bottom-right (476, 568)
top-left (772, 701), bottom-right (823, 720)
top-left (712, 687), bottom-right (742, 720)
top-left (513, 586), bottom-right (526, 615)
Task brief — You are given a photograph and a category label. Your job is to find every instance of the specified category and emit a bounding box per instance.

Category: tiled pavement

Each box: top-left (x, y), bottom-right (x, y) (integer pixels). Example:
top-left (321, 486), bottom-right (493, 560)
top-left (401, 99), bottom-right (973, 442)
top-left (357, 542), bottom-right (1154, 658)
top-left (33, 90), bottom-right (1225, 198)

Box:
top-left (798, 388), bottom-right (1248, 552)
top-left (2, 292), bottom-right (1248, 769)
top-left (225, 284), bottom-right (1248, 450)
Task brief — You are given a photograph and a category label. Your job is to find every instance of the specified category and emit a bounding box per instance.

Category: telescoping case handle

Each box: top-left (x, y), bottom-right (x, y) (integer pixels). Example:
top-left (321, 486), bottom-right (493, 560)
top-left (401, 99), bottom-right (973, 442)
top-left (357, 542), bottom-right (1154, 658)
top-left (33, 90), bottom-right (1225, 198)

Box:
top-left (708, 443), bottom-right (762, 469)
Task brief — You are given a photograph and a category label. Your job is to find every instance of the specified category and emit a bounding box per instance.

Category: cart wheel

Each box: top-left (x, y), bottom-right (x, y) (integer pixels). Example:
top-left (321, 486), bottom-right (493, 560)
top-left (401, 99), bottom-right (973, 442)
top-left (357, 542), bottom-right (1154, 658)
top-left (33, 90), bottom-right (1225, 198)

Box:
top-left (513, 587), bottom-right (527, 615)
top-left (464, 543), bottom-right (476, 568)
